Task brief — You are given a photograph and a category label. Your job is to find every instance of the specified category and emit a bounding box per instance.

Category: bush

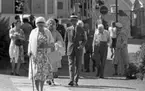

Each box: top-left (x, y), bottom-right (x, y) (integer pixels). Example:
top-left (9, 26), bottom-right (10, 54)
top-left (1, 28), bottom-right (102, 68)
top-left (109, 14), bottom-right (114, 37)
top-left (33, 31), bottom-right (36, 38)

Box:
top-left (0, 16), bottom-right (11, 69)
top-left (126, 43), bottom-right (145, 80)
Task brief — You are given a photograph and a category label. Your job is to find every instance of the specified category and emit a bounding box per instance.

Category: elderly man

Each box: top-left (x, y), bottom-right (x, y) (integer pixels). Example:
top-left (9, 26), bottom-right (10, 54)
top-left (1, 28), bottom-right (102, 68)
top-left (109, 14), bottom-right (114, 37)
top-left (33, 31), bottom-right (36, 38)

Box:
top-left (92, 24), bottom-right (112, 78)
top-left (64, 15), bottom-right (87, 86)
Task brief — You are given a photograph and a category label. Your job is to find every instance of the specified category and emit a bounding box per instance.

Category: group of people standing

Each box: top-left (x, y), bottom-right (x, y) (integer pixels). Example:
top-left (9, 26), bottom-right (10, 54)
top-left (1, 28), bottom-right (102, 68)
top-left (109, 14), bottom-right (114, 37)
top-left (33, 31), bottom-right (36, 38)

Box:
top-left (92, 20), bottom-right (129, 78)
top-left (9, 15), bottom-right (65, 91)
top-left (8, 14), bottom-right (129, 91)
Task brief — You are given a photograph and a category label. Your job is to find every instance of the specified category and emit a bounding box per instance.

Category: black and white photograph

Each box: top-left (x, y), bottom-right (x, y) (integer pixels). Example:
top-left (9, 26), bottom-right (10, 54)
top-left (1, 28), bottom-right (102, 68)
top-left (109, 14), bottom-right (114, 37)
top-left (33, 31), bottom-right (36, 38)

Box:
top-left (0, 0), bottom-right (145, 91)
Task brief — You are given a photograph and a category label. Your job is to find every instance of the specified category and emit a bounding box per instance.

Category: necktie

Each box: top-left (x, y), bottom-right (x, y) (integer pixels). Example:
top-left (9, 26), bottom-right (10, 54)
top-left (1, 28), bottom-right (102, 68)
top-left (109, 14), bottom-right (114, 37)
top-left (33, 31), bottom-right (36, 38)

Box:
top-left (73, 26), bottom-right (76, 40)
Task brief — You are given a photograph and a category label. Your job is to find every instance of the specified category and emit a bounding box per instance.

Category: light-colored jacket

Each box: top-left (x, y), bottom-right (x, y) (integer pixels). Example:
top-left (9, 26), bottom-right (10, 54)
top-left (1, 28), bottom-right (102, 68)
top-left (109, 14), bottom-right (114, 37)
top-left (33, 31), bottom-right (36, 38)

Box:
top-left (28, 27), bottom-right (54, 57)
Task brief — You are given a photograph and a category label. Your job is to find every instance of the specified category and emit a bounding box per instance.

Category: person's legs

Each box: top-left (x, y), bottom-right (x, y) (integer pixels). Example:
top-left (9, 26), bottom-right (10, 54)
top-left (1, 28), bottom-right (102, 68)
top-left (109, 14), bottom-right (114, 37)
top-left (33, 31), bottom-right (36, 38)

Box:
top-left (92, 59), bottom-right (96, 72)
top-left (84, 53), bottom-right (90, 72)
top-left (113, 64), bottom-right (118, 75)
top-left (35, 80), bottom-right (40, 91)
top-left (16, 62), bottom-right (21, 75)
top-left (111, 48), bottom-right (114, 58)
top-left (11, 58), bottom-right (15, 75)
top-left (124, 65), bottom-right (127, 76)
top-left (100, 43), bottom-right (108, 78)
top-left (74, 49), bottom-right (83, 85)
top-left (68, 55), bottom-right (75, 86)
top-left (40, 80), bottom-right (45, 91)
top-left (111, 38), bottom-right (116, 58)
top-left (93, 45), bottom-right (101, 76)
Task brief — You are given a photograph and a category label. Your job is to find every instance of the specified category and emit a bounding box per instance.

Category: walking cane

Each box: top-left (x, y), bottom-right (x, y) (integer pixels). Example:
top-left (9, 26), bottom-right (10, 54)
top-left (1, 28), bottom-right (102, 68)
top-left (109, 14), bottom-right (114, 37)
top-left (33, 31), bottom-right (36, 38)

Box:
top-left (30, 55), bottom-right (35, 91)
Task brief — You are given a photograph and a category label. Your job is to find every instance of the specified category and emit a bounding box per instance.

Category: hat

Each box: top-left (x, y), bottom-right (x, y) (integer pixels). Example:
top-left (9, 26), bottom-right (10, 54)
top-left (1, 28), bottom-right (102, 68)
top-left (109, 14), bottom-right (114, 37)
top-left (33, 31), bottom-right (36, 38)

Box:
top-left (98, 24), bottom-right (104, 29)
top-left (35, 17), bottom-right (46, 24)
top-left (115, 22), bottom-right (123, 28)
top-left (70, 15), bottom-right (78, 19)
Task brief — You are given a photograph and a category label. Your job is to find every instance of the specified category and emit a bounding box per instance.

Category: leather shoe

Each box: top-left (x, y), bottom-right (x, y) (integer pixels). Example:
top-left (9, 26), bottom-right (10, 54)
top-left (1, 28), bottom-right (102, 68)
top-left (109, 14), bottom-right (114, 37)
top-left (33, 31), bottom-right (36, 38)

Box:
top-left (100, 76), bottom-right (104, 79)
top-left (85, 69), bottom-right (90, 72)
top-left (74, 82), bottom-right (78, 86)
top-left (68, 81), bottom-right (74, 86)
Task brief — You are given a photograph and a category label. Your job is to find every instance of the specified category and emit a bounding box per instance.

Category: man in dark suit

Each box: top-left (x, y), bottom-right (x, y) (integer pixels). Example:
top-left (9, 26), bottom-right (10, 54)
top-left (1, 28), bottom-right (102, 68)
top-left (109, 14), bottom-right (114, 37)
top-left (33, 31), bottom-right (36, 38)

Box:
top-left (84, 23), bottom-right (95, 72)
top-left (64, 15), bottom-right (87, 86)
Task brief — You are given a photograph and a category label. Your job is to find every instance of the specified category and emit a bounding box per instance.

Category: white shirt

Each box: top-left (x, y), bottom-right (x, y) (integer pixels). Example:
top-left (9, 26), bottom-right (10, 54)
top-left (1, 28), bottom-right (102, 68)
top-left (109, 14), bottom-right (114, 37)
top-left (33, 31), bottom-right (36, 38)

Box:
top-left (93, 29), bottom-right (112, 46)
top-left (95, 29), bottom-right (110, 42)
top-left (109, 27), bottom-right (117, 38)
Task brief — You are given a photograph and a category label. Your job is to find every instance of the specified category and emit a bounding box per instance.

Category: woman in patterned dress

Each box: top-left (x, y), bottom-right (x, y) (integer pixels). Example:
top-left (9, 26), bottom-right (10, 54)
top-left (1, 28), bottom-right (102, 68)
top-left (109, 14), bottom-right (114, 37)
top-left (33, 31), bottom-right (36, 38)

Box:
top-left (113, 23), bottom-right (129, 76)
top-left (9, 20), bottom-right (25, 75)
top-left (28, 17), bottom-right (54, 91)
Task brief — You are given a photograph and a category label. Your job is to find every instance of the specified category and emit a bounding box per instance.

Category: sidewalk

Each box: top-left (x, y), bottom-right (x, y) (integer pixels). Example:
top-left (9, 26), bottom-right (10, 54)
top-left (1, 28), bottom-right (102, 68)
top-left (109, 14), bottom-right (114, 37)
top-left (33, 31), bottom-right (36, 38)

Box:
top-left (10, 76), bottom-right (71, 91)
top-left (0, 38), bottom-right (144, 91)
top-left (0, 73), bottom-right (144, 91)
top-left (0, 75), bottom-right (19, 91)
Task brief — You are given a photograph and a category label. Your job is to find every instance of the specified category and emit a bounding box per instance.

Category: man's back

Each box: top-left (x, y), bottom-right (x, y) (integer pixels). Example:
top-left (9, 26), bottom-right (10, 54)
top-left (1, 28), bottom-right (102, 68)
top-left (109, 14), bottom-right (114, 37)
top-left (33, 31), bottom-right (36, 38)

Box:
top-left (21, 23), bottom-right (33, 41)
top-left (57, 24), bottom-right (66, 40)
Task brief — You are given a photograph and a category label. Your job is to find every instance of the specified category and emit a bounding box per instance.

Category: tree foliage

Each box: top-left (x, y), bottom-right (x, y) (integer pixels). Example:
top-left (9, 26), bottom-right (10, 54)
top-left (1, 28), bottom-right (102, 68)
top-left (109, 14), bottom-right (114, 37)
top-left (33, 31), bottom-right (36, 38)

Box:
top-left (0, 16), bottom-right (10, 60)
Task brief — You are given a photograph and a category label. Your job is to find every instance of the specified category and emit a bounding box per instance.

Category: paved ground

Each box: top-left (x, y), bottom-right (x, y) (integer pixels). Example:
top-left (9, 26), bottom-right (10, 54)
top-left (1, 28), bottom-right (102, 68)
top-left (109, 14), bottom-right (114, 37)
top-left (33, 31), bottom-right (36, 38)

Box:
top-left (0, 38), bottom-right (145, 91)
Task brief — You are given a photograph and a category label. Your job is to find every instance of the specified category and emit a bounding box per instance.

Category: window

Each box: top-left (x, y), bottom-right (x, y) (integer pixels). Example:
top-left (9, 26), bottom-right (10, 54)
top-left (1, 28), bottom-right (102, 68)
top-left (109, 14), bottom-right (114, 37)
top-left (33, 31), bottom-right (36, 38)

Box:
top-left (57, 2), bottom-right (63, 9)
top-left (15, 0), bottom-right (24, 14)
top-left (84, 2), bottom-right (87, 16)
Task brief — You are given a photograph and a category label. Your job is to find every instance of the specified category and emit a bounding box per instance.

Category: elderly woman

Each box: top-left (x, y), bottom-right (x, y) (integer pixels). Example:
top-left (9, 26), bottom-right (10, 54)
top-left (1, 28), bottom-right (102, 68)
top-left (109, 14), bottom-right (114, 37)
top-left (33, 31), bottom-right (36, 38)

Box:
top-left (113, 23), bottom-right (129, 76)
top-left (46, 18), bottom-right (64, 79)
top-left (9, 20), bottom-right (25, 76)
top-left (28, 17), bottom-right (54, 91)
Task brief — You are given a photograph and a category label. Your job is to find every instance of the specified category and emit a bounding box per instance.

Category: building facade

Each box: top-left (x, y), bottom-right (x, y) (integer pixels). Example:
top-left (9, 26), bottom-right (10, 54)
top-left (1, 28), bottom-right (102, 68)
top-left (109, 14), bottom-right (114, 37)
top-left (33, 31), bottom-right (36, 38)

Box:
top-left (0, 0), bottom-right (58, 25)
top-left (68, 0), bottom-right (92, 20)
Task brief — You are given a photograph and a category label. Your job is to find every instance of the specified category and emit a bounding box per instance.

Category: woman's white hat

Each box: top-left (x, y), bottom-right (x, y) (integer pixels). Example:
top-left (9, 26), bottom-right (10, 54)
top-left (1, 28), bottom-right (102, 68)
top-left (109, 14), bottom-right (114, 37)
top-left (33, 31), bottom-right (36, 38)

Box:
top-left (70, 15), bottom-right (78, 18)
top-left (35, 17), bottom-right (46, 24)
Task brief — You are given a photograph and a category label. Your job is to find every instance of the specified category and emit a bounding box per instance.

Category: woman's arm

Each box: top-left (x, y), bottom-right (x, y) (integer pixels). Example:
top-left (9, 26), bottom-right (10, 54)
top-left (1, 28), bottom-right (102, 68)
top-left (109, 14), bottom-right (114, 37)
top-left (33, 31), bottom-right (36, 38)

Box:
top-left (56, 31), bottom-right (64, 47)
top-left (44, 29), bottom-right (55, 51)
top-left (9, 29), bottom-right (15, 39)
top-left (107, 31), bottom-right (112, 47)
top-left (27, 30), bottom-right (33, 56)
top-left (120, 33), bottom-right (127, 48)
top-left (92, 32), bottom-right (97, 53)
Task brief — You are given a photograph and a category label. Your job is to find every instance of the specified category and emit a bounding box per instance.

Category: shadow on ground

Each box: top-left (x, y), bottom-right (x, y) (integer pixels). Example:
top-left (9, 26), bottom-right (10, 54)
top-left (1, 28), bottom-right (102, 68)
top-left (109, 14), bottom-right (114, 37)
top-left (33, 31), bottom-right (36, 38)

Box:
top-left (65, 85), bottom-right (136, 90)
top-left (128, 38), bottom-right (145, 45)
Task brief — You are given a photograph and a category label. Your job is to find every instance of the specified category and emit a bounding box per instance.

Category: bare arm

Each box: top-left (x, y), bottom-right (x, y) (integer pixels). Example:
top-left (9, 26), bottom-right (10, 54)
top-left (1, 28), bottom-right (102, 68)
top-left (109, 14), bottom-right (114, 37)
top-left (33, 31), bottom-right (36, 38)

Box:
top-left (107, 31), bottom-right (112, 46)
top-left (9, 29), bottom-right (15, 39)
top-left (92, 32), bottom-right (97, 53)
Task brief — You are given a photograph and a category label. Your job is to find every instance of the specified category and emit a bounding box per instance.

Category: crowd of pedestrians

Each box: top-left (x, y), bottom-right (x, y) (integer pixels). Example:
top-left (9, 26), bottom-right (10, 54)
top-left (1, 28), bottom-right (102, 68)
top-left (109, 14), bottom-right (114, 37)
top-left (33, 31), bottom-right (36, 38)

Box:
top-left (8, 14), bottom-right (129, 91)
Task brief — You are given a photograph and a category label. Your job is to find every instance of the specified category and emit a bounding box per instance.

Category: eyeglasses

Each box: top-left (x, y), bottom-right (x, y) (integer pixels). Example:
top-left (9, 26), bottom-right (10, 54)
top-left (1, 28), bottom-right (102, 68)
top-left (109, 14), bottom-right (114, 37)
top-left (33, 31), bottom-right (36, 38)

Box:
top-left (37, 22), bottom-right (45, 24)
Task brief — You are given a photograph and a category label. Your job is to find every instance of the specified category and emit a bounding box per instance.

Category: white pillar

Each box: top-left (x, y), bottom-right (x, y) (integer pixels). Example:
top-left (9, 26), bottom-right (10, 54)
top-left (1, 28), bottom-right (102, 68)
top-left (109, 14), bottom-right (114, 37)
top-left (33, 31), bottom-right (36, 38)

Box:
top-left (54, 0), bottom-right (58, 18)
top-left (31, 0), bottom-right (33, 14)
top-left (0, 0), bottom-right (1, 13)
top-left (45, 0), bottom-right (48, 18)
top-left (92, 0), bottom-right (97, 30)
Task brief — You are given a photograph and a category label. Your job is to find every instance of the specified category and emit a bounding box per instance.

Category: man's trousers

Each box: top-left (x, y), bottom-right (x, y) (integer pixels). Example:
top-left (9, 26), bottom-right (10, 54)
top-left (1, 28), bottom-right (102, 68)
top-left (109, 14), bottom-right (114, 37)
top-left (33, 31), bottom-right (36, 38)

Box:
top-left (94, 41), bottom-right (108, 77)
top-left (68, 48), bottom-right (83, 83)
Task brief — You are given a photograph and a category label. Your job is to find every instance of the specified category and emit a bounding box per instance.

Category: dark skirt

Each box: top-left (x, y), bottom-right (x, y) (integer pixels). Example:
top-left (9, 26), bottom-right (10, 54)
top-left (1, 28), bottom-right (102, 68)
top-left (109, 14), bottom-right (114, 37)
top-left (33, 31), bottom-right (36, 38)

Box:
top-left (111, 38), bottom-right (117, 48)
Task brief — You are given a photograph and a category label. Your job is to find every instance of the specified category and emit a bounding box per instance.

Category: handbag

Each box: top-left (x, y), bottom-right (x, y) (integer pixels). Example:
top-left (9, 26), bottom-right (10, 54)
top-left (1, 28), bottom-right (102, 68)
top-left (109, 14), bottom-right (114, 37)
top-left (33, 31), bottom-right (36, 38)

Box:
top-left (15, 38), bottom-right (25, 46)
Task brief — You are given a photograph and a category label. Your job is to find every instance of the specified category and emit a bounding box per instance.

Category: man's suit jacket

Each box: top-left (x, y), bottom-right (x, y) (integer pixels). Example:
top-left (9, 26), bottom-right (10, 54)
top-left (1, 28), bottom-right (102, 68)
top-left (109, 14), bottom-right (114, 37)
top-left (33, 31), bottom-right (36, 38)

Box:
top-left (85, 30), bottom-right (94, 53)
top-left (64, 25), bottom-right (87, 56)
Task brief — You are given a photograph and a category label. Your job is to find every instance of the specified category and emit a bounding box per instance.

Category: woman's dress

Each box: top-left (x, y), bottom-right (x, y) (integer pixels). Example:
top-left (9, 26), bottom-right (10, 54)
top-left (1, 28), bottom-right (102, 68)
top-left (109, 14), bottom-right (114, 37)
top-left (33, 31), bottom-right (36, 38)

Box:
top-left (9, 28), bottom-right (24, 63)
top-left (50, 30), bottom-right (64, 72)
top-left (31, 32), bottom-right (53, 81)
